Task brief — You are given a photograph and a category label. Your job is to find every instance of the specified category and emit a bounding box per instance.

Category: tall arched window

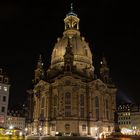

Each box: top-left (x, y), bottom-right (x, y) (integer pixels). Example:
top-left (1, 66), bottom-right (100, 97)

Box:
top-left (54, 95), bottom-right (57, 106)
top-left (65, 92), bottom-right (71, 105)
top-left (53, 95), bottom-right (58, 118)
top-left (65, 92), bottom-right (71, 117)
top-left (106, 99), bottom-right (109, 120)
top-left (41, 97), bottom-right (45, 108)
top-left (80, 94), bottom-right (84, 106)
top-left (80, 94), bottom-right (84, 118)
top-left (41, 97), bottom-right (45, 118)
top-left (95, 96), bottom-right (99, 120)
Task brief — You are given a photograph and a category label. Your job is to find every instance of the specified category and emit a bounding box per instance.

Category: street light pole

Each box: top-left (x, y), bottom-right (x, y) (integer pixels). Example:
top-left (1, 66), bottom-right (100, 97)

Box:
top-left (25, 128), bottom-right (28, 136)
top-left (9, 125), bottom-right (13, 139)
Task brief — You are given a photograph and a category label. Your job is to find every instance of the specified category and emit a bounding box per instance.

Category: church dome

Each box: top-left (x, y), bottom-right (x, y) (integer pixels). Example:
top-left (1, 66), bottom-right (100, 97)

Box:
top-left (50, 4), bottom-right (94, 76)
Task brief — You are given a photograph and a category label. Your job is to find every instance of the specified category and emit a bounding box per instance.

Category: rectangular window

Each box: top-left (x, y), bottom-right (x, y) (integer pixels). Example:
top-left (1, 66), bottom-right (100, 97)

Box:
top-left (4, 78), bottom-right (8, 83)
top-left (51, 124), bottom-right (55, 131)
top-left (3, 96), bottom-right (6, 102)
top-left (0, 76), bottom-right (3, 82)
top-left (65, 124), bottom-right (70, 131)
top-left (82, 124), bottom-right (86, 131)
top-left (1, 106), bottom-right (5, 113)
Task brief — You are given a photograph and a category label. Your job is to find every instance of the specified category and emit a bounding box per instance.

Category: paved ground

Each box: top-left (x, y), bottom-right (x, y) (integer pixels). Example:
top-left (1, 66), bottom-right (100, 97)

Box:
top-left (1, 135), bottom-right (140, 140)
top-left (0, 135), bottom-right (24, 140)
top-left (25, 136), bottom-right (140, 140)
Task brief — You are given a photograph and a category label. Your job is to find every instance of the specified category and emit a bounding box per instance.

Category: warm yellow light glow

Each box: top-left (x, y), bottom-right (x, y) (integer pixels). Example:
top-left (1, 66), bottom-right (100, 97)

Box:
top-left (39, 127), bottom-right (42, 131)
top-left (9, 125), bottom-right (13, 130)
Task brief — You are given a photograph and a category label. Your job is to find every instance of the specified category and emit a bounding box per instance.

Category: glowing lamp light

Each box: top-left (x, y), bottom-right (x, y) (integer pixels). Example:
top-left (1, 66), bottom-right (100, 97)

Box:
top-left (19, 132), bottom-right (23, 136)
top-left (95, 127), bottom-right (98, 131)
top-left (9, 125), bottom-right (13, 130)
top-left (39, 127), bottom-right (42, 131)
top-left (56, 131), bottom-right (59, 135)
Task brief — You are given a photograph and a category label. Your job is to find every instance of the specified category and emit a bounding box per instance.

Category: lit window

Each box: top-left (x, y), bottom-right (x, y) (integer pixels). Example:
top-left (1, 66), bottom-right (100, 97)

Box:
top-left (4, 86), bottom-right (8, 91)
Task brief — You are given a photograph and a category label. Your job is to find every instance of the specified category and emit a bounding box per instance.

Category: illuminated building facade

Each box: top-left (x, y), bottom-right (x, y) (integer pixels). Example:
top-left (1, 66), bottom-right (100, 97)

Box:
top-left (27, 5), bottom-right (117, 137)
top-left (5, 110), bottom-right (25, 130)
top-left (117, 103), bottom-right (140, 135)
top-left (0, 68), bottom-right (10, 127)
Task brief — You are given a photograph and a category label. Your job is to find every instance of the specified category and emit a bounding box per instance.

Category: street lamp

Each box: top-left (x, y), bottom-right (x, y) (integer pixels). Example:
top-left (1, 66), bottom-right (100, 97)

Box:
top-left (9, 125), bottom-right (13, 139)
top-left (25, 128), bottom-right (28, 136)
top-left (39, 127), bottom-right (42, 136)
top-left (9, 125), bottom-right (13, 130)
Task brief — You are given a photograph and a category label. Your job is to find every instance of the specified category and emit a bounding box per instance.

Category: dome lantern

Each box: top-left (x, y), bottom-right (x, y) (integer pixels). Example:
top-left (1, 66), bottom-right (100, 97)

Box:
top-left (64, 3), bottom-right (80, 31)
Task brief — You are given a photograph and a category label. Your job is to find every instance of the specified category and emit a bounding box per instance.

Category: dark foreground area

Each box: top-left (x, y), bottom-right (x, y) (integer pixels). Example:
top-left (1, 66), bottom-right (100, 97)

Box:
top-left (25, 136), bottom-right (140, 140)
top-left (1, 135), bottom-right (139, 140)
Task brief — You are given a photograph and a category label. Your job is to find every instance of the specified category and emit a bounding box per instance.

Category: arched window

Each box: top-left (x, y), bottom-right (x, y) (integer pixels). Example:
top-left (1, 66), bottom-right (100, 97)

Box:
top-left (40, 97), bottom-right (45, 118)
top-left (95, 96), bottom-right (99, 120)
top-left (54, 95), bottom-right (57, 106)
top-left (106, 99), bottom-right (109, 120)
top-left (80, 94), bottom-right (84, 118)
top-left (53, 95), bottom-right (57, 118)
top-left (80, 94), bottom-right (84, 106)
top-left (41, 97), bottom-right (45, 108)
top-left (65, 92), bottom-right (71, 105)
top-left (65, 92), bottom-right (71, 117)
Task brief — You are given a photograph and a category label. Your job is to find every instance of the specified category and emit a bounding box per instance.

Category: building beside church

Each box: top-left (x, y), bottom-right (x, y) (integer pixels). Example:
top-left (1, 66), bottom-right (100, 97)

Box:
top-left (5, 110), bottom-right (25, 131)
top-left (27, 5), bottom-right (117, 137)
top-left (117, 103), bottom-right (140, 135)
top-left (0, 68), bottom-right (10, 127)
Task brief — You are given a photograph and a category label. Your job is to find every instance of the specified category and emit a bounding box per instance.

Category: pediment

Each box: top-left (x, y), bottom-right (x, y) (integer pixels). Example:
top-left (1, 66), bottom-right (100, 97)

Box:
top-left (34, 80), bottom-right (50, 93)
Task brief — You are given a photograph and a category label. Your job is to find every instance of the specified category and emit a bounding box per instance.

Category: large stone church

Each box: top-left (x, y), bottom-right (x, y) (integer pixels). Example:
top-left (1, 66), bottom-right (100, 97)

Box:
top-left (27, 5), bottom-right (117, 138)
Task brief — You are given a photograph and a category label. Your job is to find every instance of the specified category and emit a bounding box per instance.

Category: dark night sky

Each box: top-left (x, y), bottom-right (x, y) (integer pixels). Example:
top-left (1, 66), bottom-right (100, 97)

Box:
top-left (0, 0), bottom-right (140, 107)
